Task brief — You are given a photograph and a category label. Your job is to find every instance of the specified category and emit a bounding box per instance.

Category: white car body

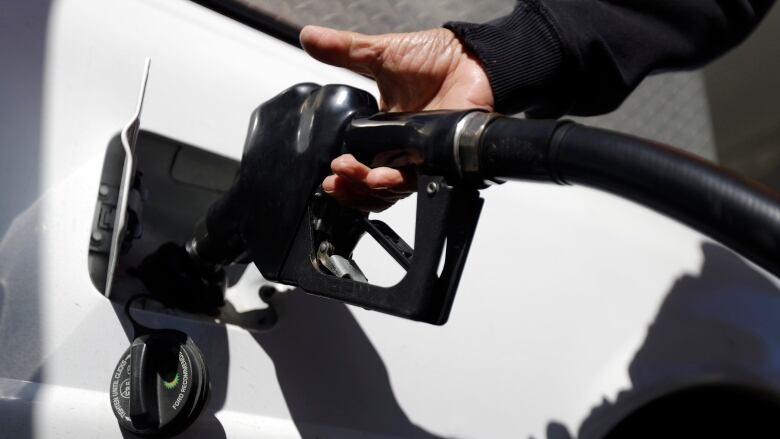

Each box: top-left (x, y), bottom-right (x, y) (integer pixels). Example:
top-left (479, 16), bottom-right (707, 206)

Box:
top-left (1, 0), bottom-right (779, 438)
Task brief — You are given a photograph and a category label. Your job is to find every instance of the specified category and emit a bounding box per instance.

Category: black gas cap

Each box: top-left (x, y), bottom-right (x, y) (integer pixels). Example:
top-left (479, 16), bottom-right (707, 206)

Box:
top-left (110, 330), bottom-right (209, 436)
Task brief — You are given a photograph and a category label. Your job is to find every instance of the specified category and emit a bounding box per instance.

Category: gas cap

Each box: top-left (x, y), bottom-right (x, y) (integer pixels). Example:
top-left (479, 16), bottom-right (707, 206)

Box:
top-left (110, 330), bottom-right (209, 436)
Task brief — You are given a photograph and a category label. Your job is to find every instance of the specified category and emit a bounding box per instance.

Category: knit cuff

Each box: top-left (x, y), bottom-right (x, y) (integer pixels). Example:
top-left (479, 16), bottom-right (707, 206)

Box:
top-left (445, 0), bottom-right (571, 117)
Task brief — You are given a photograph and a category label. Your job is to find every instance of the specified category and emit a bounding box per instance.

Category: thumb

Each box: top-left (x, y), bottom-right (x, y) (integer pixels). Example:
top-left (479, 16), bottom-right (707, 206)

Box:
top-left (299, 25), bottom-right (383, 76)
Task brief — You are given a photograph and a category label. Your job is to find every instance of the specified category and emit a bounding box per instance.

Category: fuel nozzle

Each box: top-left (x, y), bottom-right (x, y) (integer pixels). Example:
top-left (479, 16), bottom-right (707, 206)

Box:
top-left (133, 242), bottom-right (226, 315)
top-left (133, 83), bottom-right (489, 325)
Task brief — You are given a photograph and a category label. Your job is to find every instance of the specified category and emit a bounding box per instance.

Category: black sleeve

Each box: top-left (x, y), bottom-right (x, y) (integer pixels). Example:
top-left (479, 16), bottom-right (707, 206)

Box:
top-left (444, 0), bottom-right (775, 117)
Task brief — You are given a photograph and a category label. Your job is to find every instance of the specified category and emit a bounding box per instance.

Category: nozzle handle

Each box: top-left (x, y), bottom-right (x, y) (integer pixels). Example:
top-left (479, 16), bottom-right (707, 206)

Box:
top-left (345, 110), bottom-right (475, 180)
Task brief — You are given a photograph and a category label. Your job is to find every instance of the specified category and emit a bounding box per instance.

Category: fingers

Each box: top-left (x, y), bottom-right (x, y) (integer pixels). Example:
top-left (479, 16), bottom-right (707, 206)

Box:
top-left (299, 25), bottom-right (384, 76)
top-left (365, 167), bottom-right (417, 193)
top-left (323, 154), bottom-right (416, 213)
top-left (299, 26), bottom-right (352, 67)
top-left (331, 154), bottom-right (416, 192)
top-left (330, 154), bottom-right (371, 183)
top-left (323, 175), bottom-right (396, 213)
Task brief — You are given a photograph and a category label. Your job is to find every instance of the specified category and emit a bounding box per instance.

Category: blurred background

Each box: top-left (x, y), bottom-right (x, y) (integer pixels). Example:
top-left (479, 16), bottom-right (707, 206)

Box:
top-left (196, 0), bottom-right (780, 188)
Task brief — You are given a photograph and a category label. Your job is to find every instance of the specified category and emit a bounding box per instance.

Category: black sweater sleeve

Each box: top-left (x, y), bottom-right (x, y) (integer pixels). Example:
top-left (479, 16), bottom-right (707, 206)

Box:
top-left (445, 0), bottom-right (775, 117)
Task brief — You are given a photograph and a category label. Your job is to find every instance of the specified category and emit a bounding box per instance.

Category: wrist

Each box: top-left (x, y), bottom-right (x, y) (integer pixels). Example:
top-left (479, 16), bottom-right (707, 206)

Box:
top-left (444, 0), bottom-right (570, 116)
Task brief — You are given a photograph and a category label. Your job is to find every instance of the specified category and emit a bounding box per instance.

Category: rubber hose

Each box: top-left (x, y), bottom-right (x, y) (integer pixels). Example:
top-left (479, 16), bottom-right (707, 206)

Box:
top-left (479, 117), bottom-right (780, 277)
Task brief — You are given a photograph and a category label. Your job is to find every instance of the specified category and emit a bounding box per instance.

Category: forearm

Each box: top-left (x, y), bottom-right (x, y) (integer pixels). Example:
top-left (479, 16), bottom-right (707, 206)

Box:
top-left (445, 0), bottom-right (775, 117)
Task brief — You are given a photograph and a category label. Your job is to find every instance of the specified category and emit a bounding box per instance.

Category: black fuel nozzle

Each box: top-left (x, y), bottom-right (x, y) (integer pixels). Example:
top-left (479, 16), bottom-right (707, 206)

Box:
top-left (139, 83), bottom-right (487, 324)
top-left (133, 242), bottom-right (226, 315)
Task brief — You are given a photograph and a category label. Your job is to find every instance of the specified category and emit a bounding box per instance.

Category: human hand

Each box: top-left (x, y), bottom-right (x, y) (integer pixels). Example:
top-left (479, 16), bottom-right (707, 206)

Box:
top-left (299, 26), bottom-right (493, 212)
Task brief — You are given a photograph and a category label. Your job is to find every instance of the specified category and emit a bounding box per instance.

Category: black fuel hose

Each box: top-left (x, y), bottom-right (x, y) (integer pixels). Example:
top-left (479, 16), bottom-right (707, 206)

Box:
top-left (478, 117), bottom-right (780, 277)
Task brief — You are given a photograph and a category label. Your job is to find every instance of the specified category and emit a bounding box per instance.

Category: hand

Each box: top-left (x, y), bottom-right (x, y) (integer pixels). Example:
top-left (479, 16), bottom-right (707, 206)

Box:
top-left (300, 26), bottom-right (493, 212)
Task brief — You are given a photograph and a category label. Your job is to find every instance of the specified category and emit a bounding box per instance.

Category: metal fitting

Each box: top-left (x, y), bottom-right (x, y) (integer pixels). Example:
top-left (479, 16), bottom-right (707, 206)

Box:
top-left (426, 181), bottom-right (439, 196)
top-left (453, 111), bottom-right (497, 177)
